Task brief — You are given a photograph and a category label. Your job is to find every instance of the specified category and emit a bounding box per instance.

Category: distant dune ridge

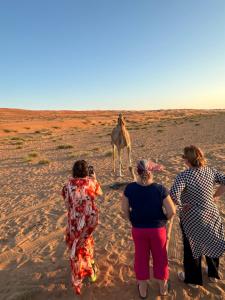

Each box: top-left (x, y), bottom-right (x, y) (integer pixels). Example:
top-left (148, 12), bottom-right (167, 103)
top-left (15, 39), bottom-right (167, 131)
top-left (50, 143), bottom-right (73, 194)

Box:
top-left (0, 108), bottom-right (224, 299)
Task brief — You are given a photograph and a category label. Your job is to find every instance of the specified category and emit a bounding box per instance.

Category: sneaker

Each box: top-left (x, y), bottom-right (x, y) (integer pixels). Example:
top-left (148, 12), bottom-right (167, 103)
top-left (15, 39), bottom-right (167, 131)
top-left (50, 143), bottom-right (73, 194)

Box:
top-left (89, 262), bottom-right (98, 283)
top-left (89, 272), bottom-right (97, 283)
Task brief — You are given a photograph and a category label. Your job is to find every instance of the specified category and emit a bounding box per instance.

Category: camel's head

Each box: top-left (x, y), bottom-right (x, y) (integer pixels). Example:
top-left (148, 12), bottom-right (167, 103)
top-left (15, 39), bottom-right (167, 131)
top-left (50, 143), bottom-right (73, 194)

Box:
top-left (117, 113), bottom-right (126, 126)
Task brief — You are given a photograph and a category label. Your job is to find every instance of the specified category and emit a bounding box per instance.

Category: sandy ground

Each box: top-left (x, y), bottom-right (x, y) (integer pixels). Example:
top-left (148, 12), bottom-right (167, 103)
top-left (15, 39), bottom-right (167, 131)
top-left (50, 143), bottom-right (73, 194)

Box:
top-left (0, 108), bottom-right (224, 300)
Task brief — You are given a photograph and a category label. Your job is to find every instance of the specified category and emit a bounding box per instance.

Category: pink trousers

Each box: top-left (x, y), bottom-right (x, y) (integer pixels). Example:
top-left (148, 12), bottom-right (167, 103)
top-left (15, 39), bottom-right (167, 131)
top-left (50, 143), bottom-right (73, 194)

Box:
top-left (132, 227), bottom-right (169, 280)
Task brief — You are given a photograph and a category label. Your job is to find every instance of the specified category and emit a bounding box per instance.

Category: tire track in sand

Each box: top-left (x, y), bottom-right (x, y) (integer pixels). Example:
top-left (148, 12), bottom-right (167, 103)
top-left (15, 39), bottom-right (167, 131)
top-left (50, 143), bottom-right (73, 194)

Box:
top-left (0, 228), bottom-right (65, 266)
top-left (0, 200), bottom-right (56, 223)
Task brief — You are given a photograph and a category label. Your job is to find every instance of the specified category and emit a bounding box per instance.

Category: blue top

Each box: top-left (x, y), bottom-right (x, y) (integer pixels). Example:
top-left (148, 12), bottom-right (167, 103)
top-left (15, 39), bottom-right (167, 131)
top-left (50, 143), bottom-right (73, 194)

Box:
top-left (124, 182), bottom-right (169, 228)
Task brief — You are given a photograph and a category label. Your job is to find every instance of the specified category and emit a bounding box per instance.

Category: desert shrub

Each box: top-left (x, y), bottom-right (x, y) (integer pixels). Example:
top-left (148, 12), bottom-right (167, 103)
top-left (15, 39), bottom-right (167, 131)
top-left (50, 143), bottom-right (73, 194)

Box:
top-left (38, 159), bottom-right (50, 165)
top-left (23, 157), bottom-right (32, 163)
top-left (103, 150), bottom-right (112, 157)
top-left (12, 141), bottom-right (23, 145)
top-left (57, 144), bottom-right (73, 150)
top-left (11, 136), bottom-right (23, 141)
top-left (69, 151), bottom-right (90, 159)
top-left (28, 152), bottom-right (38, 158)
top-left (77, 151), bottom-right (89, 157)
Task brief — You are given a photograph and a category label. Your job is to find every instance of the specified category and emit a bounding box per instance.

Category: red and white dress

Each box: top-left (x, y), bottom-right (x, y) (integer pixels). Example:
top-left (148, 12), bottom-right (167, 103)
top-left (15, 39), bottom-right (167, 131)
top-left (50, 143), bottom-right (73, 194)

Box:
top-left (62, 177), bottom-right (102, 294)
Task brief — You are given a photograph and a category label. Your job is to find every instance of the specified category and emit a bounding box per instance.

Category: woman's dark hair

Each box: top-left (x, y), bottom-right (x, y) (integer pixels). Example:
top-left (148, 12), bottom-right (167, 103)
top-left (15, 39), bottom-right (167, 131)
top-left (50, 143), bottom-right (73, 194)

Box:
top-left (72, 160), bottom-right (88, 178)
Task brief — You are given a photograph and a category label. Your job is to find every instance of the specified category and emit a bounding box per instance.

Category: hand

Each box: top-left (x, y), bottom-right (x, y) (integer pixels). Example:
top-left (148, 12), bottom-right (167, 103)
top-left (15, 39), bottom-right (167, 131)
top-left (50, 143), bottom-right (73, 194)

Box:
top-left (213, 195), bottom-right (219, 201)
top-left (166, 237), bottom-right (170, 252)
top-left (90, 172), bottom-right (96, 179)
top-left (182, 203), bottom-right (191, 212)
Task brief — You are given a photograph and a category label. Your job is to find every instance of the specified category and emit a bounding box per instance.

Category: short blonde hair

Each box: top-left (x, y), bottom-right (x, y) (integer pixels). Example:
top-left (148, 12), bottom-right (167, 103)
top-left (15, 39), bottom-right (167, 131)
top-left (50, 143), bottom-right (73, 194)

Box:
top-left (183, 145), bottom-right (206, 167)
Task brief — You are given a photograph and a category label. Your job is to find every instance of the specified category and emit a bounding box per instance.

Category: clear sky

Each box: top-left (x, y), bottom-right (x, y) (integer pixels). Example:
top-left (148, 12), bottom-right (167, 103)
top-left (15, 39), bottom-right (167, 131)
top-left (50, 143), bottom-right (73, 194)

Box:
top-left (0, 0), bottom-right (225, 110)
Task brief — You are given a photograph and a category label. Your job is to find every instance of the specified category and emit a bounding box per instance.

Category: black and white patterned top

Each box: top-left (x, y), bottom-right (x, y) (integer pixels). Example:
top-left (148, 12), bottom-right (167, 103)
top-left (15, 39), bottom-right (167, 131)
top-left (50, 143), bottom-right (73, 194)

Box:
top-left (170, 166), bottom-right (225, 259)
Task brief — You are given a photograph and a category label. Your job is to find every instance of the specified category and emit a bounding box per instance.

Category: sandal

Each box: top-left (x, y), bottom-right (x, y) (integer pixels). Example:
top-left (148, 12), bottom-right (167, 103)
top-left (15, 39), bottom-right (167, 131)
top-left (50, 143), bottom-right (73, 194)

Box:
top-left (160, 279), bottom-right (171, 296)
top-left (209, 277), bottom-right (218, 283)
top-left (177, 271), bottom-right (198, 289)
top-left (137, 283), bottom-right (148, 299)
top-left (177, 271), bottom-right (185, 282)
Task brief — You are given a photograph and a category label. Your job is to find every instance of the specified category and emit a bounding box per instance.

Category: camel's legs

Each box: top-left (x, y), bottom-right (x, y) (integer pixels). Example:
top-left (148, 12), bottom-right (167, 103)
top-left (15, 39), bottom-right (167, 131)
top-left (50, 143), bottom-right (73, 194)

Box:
top-left (118, 148), bottom-right (122, 177)
top-left (127, 146), bottom-right (136, 180)
top-left (112, 144), bottom-right (116, 173)
top-left (127, 146), bottom-right (132, 167)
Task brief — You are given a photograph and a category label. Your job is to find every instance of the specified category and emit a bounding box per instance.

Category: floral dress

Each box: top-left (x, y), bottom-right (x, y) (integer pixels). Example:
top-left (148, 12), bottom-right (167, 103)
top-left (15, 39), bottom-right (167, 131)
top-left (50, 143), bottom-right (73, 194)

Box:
top-left (62, 177), bottom-right (102, 294)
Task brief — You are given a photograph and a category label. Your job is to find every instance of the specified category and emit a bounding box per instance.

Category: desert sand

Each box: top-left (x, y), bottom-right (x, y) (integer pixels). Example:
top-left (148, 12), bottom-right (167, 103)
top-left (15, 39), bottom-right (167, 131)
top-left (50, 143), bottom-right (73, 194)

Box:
top-left (0, 108), bottom-right (224, 300)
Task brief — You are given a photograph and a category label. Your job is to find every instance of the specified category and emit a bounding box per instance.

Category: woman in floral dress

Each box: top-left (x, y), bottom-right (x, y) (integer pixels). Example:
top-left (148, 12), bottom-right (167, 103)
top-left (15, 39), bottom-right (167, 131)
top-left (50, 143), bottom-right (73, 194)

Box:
top-left (62, 160), bottom-right (102, 294)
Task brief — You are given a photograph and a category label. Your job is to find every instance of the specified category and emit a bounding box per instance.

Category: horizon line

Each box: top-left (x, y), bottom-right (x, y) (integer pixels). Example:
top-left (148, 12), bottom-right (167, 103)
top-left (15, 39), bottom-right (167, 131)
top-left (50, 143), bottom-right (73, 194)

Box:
top-left (1, 107), bottom-right (225, 112)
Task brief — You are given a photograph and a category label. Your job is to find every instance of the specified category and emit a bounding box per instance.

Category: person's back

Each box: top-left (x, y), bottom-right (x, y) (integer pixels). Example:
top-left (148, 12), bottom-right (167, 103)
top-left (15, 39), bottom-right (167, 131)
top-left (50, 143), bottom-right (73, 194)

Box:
top-left (62, 160), bottom-right (102, 295)
top-left (122, 159), bottom-right (176, 297)
top-left (170, 145), bottom-right (225, 288)
top-left (124, 182), bottom-right (167, 228)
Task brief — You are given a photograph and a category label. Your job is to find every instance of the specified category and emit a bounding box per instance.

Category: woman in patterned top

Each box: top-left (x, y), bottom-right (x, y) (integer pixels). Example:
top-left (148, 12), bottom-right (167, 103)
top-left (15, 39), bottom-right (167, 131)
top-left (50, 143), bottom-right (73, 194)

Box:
top-left (170, 145), bottom-right (225, 288)
top-left (62, 160), bottom-right (102, 294)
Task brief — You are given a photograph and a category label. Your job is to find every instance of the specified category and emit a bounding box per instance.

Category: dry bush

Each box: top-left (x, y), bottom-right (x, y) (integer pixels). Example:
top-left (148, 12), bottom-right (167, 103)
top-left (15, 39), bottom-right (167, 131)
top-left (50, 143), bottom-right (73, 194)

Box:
top-left (28, 152), bottom-right (38, 158)
top-left (12, 141), bottom-right (23, 145)
top-left (103, 150), bottom-right (112, 157)
top-left (57, 144), bottom-right (73, 150)
top-left (38, 159), bottom-right (50, 165)
top-left (3, 129), bottom-right (13, 133)
top-left (23, 157), bottom-right (32, 163)
top-left (92, 147), bottom-right (100, 151)
top-left (11, 136), bottom-right (24, 141)
top-left (69, 151), bottom-right (90, 159)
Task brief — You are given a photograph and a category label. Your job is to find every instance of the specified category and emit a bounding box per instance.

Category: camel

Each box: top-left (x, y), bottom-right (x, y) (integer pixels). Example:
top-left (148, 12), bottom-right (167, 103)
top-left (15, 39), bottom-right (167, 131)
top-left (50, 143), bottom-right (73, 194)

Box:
top-left (111, 113), bottom-right (135, 179)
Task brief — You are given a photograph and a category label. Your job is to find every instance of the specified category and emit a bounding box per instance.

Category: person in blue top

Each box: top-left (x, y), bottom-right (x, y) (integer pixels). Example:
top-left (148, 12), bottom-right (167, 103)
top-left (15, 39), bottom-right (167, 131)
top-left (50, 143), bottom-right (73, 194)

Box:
top-left (122, 159), bottom-right (176, 298)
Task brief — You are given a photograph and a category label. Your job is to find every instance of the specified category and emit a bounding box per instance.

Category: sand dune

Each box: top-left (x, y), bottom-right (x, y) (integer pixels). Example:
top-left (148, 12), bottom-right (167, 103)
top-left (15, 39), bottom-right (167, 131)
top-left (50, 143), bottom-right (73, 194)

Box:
top-left (0, 109), bottom-right (224, 300)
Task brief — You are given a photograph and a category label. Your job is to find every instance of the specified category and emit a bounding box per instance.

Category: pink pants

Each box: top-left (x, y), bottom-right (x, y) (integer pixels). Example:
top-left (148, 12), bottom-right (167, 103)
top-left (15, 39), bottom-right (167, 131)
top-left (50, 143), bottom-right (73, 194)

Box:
top-left (132, 227), bottom-right (169, 280)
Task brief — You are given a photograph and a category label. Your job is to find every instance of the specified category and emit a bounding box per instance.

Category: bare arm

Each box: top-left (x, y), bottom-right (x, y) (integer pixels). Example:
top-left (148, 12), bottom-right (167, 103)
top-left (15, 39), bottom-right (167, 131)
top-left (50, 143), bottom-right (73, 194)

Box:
top-left (163, 195), bottom-right (176, 250)
top-left (214, 185), bottom-right (225, 199)
top-left (163, 195), bottom-right (176, 220)
top-left (121, 195), bottom-right (130, 220)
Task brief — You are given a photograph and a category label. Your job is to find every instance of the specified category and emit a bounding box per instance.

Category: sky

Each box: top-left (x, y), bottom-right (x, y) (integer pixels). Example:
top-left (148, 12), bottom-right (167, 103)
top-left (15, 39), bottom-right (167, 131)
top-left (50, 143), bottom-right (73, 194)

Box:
top-left (0, 0), bottom-right (225, 110)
